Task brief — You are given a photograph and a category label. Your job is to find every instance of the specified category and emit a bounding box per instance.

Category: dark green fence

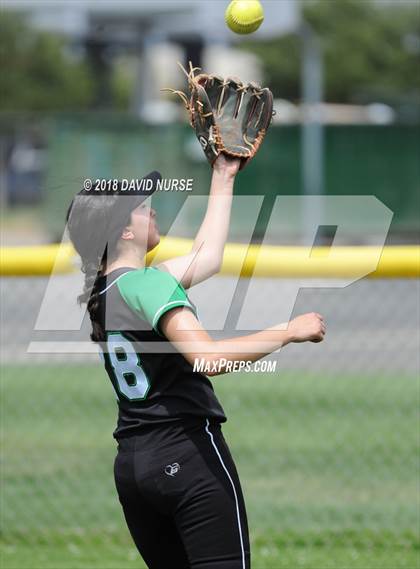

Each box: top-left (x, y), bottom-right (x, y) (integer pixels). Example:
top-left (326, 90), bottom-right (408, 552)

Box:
top-left (3, 114), bottom-right (418, 239)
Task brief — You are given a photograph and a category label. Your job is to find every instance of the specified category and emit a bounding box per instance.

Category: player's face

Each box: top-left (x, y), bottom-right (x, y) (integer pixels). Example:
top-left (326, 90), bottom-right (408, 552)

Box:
top-left (128, 202), bottom-right (160, 251)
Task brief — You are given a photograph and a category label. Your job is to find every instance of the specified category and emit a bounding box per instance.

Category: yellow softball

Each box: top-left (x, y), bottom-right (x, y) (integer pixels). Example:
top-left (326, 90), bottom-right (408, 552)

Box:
top-left (225, 0), bottom-right (264, 35)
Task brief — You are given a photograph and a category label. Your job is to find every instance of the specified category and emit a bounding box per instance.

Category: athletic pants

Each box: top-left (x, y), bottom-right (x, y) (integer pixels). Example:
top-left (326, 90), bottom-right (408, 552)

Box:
top-left (114, 418), bottom-right (250, 569)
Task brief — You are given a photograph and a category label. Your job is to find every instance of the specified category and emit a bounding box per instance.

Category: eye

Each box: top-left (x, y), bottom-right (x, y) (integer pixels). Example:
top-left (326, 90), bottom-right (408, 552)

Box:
top-left (133, 203), bottom-right (147, 214)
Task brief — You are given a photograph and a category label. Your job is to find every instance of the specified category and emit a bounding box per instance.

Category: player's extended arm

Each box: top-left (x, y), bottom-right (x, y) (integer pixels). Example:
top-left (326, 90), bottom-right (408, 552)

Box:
top-left (157, 155), bottom-right (240, 288)
top-left (160, 308), bottom-right (326, 376)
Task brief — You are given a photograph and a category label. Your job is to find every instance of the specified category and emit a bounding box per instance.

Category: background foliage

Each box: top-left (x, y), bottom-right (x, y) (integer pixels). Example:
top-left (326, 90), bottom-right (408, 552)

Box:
top-left (2, 1), bottom-right (420, 112)
top-left (241, 0), bottom-right (420, 105)
top-left (0, 12), bottom-right (95, 111)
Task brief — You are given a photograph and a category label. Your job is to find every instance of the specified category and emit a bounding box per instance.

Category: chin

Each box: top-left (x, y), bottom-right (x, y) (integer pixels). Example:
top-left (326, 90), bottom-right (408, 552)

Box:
top-left (147, 234), bottom-right (160, 252)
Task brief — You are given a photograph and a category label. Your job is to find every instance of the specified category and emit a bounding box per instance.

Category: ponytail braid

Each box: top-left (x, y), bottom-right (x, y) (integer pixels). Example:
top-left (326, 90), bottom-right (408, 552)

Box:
top-left (78, 250), bottom-right (108, 343)
top-left (66, 191), bottom-right (127, 344)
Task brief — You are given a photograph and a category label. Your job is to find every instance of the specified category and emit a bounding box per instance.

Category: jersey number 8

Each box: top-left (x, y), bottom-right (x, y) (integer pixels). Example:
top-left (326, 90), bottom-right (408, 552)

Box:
top-left (101, 332), bottom-right (150, 401)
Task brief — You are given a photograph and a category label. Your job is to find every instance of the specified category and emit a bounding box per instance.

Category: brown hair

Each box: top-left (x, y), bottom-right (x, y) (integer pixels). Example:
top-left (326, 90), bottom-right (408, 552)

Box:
top-left (65, 193), bottom-right (128, 343)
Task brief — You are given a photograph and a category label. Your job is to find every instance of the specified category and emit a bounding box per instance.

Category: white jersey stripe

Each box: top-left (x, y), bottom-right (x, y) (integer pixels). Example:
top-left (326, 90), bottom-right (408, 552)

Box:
top-left (152, 300), bottom-right (194, 330)
top-left (99, 273), bottom-right (127, 295)
top-left (204, 419), bottom-right (246, 569)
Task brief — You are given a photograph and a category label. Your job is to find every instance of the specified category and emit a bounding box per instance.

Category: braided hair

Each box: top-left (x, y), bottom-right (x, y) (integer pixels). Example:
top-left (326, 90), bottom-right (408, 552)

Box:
top-left (77, 254), bottom-right (108, 343)
top-left (66, 193), bottom-right (127, 343)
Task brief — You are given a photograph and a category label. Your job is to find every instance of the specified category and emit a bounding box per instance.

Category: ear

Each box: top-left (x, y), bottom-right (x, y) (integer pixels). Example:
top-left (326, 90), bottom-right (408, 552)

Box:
top-left (120, 227), bottom-right (134, 241)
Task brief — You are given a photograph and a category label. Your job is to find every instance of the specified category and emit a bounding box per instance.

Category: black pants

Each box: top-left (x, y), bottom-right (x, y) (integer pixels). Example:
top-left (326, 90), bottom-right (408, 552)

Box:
top-left (114, 418), bottom-right (250, 569)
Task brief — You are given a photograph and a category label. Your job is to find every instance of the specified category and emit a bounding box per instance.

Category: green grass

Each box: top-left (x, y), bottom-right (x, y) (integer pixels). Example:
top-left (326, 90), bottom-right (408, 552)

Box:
top-left (1, 365), bottom-right (419, 569)
top-left (1, 534), bottom-right (419, 569)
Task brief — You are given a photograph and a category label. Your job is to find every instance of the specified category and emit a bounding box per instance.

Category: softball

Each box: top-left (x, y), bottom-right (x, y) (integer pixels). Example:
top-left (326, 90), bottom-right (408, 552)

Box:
top-left (225, 0), bottom-right (264, 35)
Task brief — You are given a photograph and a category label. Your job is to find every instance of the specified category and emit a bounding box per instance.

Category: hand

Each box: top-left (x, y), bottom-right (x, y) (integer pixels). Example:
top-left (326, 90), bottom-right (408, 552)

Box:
top-left (287, 312), bottom-right (326, 343)
top-left (213, 154), bottom-right (241, 177)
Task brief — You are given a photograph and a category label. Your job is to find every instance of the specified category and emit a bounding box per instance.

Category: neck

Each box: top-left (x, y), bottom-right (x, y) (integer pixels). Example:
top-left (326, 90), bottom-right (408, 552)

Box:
top-left (105, 250), bottom-right (145, 275)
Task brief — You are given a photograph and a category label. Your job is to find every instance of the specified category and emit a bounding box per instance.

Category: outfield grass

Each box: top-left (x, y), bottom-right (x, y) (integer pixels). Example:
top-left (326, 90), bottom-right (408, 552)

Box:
top-left (1, 365), bottom-right (419, 569)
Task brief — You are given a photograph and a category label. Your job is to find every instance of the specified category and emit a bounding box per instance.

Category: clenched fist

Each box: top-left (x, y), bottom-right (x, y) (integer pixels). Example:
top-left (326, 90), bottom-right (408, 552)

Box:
top-left (288, 312), bottom-right (326, 343)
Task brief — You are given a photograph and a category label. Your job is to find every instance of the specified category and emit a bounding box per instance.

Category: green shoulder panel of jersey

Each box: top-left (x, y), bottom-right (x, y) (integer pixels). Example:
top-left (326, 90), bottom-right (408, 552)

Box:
top-left (116, 267), bottom-right (196, 336)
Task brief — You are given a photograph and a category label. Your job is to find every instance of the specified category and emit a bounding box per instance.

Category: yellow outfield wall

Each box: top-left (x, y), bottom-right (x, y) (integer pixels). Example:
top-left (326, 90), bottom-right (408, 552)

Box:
top-left (0, 239), bottom-right (419, 278)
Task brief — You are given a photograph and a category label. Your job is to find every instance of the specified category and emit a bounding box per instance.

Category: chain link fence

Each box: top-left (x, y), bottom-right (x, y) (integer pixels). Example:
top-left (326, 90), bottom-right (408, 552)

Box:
top-left (1, 273), bottom-right (419, 567)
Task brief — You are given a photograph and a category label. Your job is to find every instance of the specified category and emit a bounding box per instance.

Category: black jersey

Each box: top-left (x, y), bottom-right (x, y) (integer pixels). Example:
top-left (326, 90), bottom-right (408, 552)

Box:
top-left (96, 267), bottom-right (226, 439)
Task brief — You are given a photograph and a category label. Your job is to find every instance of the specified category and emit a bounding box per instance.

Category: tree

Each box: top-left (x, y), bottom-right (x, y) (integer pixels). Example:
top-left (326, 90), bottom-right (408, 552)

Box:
top-left (240, 0), bottom-right (420, 104)
top-left (0, 12), bottom-right (94, 111)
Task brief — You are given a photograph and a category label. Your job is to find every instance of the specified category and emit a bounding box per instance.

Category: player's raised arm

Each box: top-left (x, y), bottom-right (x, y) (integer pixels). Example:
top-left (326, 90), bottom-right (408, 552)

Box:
top-left (157, 155), bottom-right (240, 288)
top-left (160, 308), bottom-right (326, 377)
top-left (157, 67), bottom-right (273, 289)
